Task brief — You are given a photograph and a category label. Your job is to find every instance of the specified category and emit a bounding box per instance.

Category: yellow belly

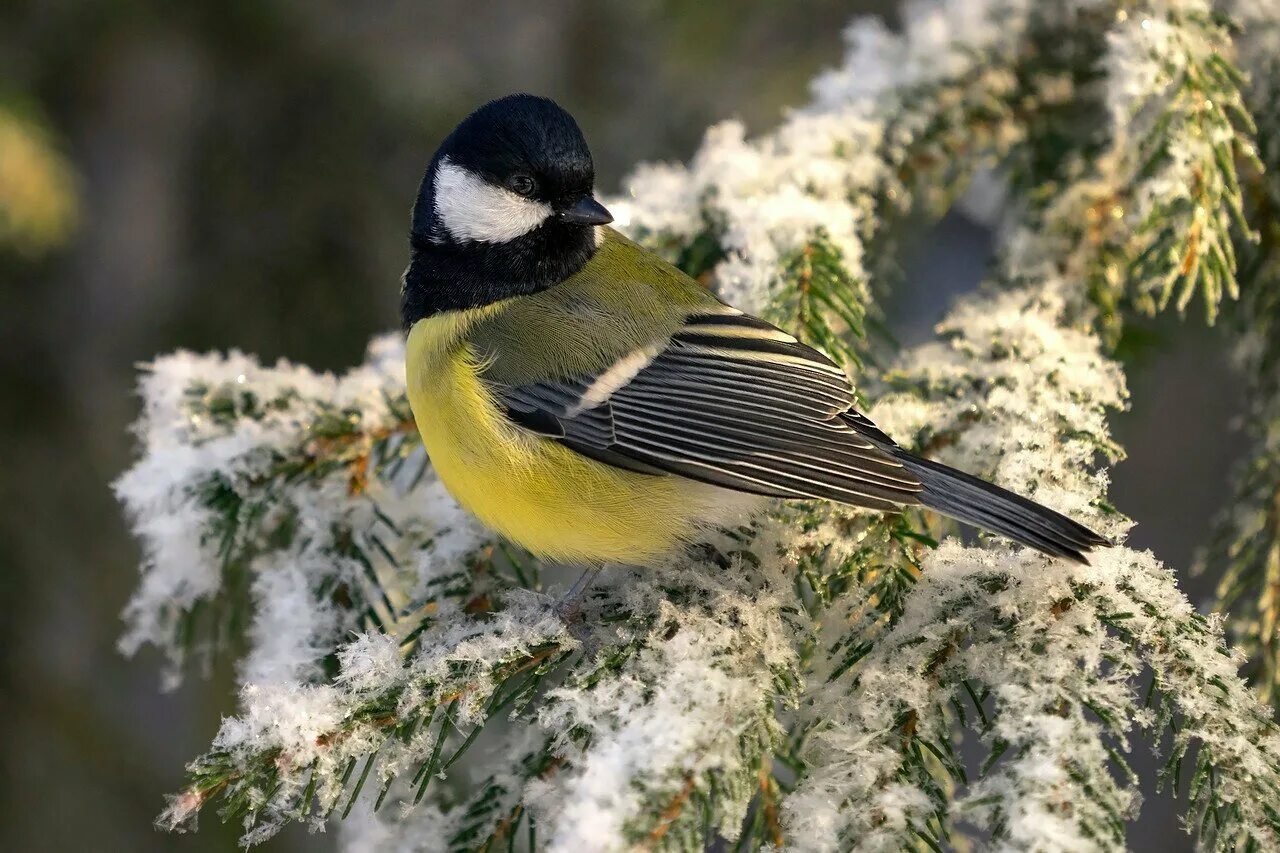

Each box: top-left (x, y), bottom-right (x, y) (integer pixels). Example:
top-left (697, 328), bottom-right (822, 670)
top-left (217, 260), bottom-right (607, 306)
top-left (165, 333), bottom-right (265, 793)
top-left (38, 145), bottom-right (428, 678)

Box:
top-left (405, 316), bottom-right (720, 564)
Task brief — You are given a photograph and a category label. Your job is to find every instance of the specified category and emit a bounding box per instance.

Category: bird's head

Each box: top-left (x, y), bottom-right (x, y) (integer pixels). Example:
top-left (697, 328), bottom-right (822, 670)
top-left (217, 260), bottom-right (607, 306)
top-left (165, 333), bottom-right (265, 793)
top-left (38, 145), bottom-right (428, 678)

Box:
top-left (413, 94), bottom-right (612, 248)
top-left (404, 95), bottom-right (613, 323)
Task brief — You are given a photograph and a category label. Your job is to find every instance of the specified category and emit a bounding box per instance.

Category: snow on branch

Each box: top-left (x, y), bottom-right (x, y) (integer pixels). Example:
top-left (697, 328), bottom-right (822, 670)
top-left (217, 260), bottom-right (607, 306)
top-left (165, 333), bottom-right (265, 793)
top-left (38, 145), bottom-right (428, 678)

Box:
top-left (1102, 3), bottom-right (1262, 325)
top-left (114, 337), bottom-right (491, 686)
top-left (1199, 1), bottom-right (1280, 707)
top-left (530, 566), bottom-right (799, 850)
top-left (116, 0), bottom-right (1280, 850)
top-left (160, 597), bottom-right (574, 845)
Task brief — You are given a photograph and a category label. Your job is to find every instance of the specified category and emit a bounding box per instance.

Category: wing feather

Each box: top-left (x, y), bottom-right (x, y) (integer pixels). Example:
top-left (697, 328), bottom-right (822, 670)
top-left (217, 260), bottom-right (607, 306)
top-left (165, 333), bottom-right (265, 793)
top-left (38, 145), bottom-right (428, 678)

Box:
top-left (610, 409), bottom-right (921, 492)
top-left (487, 311), bottom-right (924, 508)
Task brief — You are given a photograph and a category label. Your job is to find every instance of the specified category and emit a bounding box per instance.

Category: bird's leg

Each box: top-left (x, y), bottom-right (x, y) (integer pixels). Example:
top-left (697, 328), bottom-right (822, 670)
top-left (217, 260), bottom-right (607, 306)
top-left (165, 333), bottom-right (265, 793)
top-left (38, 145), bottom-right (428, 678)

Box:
top-left (684, 540), bottom-right (732, 570)
top-left (555, 565), bottom-right (602, 626)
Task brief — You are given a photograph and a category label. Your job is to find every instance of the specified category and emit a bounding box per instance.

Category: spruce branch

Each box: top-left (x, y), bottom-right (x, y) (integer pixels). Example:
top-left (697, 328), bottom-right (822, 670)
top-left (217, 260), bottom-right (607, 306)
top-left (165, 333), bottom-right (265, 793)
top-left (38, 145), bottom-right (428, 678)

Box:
top-left (776, 0), bottom-right (1277, 834)
top-left (114, 338), bottom-right (504, 685)
top-left (532, 565), bottom-right (801, 850)
top-left (1197, 1), bottom-right (1280, 707)
top-left (161, 597), bottom-right (574, 844)
top-left (767, 233), bottom-right (869, 372)
top-left (1091, 4), bottom-right (1264, 335)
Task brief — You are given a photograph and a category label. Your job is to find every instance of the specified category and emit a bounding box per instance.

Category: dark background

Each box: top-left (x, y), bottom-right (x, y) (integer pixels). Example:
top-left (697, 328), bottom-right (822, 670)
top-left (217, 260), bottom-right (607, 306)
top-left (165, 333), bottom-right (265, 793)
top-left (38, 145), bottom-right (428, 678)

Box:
top-left (0, 2), bottom-right (1243, 850)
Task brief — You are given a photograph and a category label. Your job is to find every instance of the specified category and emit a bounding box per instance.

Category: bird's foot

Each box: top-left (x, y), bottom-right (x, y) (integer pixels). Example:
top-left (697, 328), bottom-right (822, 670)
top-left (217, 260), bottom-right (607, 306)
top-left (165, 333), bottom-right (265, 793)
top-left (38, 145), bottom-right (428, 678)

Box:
top-left (554, 566), bottom-right (601, 641)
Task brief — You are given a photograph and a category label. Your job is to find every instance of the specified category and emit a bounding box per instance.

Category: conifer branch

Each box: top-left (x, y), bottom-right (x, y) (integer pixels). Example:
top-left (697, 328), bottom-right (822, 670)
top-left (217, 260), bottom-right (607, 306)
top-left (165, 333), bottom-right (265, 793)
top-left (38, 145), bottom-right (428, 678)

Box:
top-left (1197, 2), bottom-right (1280, 707)
top-left (1071, 4), bottom-right (1264, 341)
top-left (114, 339), bottom-right (513, 685)
top-left (160, 598), bottom-right (573, 843)
top-left (1109, 6), bottom-right (1262, 325)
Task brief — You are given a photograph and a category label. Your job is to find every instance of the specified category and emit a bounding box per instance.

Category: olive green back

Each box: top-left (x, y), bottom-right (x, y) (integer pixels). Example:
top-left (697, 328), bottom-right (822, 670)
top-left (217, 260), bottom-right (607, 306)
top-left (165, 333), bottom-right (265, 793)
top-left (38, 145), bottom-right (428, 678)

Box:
top-left (466, 228), bottom-right (722, 385)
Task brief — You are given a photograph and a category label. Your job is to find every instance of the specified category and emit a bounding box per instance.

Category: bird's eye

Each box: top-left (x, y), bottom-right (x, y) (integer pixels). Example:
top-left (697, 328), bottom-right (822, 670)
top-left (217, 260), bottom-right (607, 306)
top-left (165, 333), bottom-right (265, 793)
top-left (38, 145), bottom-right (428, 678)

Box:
top-left (507, 174), bottom-right (536, 196)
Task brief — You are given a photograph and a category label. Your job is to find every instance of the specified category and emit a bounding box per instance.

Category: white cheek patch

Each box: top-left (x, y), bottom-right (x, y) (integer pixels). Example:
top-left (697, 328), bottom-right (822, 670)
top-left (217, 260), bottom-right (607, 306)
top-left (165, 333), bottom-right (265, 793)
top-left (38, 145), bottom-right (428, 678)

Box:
top-left (433, 157), bottom-right (554, 244)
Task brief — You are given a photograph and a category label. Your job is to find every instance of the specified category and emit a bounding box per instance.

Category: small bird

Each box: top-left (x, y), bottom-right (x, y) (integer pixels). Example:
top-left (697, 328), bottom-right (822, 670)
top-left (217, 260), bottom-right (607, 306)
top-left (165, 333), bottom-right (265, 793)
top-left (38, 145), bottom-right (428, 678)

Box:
top-left (402, 94), bottom-right (1108, 582)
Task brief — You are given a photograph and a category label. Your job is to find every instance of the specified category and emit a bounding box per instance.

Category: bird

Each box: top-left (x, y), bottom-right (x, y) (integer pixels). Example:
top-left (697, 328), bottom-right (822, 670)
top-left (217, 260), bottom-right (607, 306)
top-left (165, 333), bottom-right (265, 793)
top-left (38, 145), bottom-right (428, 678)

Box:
top-left (401, 93), bottom-right (1108, 592)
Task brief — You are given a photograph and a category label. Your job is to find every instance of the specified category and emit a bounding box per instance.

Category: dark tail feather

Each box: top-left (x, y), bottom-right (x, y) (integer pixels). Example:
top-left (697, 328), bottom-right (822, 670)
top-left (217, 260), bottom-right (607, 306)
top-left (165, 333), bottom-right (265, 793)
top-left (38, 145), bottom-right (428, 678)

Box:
top-left (890, 450), bottom-right (1111, 564)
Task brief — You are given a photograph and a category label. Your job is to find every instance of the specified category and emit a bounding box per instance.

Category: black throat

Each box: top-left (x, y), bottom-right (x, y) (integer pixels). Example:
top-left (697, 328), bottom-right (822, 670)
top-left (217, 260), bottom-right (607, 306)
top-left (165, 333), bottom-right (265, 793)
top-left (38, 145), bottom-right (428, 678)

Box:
top-left (401, 222), bottom-right (597, 327)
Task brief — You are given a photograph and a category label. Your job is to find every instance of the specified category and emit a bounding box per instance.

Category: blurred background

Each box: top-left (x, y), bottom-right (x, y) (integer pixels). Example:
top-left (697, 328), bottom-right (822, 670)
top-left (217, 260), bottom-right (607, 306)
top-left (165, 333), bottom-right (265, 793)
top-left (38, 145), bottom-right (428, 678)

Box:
top-left (0, 1), bottom-right (1244, 850)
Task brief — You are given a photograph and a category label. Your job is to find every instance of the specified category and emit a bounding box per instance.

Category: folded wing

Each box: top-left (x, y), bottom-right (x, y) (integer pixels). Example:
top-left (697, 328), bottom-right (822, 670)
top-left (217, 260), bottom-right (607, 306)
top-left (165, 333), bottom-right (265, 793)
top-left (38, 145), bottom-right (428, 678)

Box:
top-left (493, 311), bottom-right (925, 511)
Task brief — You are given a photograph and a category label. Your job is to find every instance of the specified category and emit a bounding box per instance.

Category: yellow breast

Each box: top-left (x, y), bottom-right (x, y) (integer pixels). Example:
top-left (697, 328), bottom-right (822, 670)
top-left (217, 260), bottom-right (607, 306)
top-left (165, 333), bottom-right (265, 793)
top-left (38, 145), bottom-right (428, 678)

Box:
top-left (404, 314), bottom-right (717, 565)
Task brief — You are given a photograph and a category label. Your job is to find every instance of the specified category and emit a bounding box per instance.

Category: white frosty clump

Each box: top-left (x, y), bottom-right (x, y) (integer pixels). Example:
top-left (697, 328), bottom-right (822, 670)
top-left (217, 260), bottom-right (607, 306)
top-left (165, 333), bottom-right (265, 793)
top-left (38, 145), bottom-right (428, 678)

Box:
top-left (241, 556), bottom-right (342, 686)
top-left (115, 335), bottom-right (487, 686)
top-left (160, 594), bottom-right (574, 844)
top-left (530, 566), bottom-right (798, 850)
top-left (1103, 12), bottom-right (1186, 132)
top-left (870, 283), bottom-right (1125, 529)
top-left (621, 117), bottom-right (878, 316)
top-left (1101, 2), bottom-right (1258, 322)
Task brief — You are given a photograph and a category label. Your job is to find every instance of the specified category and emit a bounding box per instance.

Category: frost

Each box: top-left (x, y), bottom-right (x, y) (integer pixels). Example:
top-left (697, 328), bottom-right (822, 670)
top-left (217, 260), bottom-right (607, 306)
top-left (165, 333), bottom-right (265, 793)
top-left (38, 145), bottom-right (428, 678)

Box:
top-left (115, 336), bottom-right (488, 685)
top-left (531, 568), bottom-right (796, 850)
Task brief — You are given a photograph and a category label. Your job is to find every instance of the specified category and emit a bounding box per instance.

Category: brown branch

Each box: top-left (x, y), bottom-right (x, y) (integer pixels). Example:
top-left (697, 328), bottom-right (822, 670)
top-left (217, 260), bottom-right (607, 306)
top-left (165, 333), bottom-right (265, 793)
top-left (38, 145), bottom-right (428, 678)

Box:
top-left (310, 418), bottom-right (417, 496)
top-left (641, 775), bottom-right (697, 849)
top-left (437, 645), bottom-right (561, 706)
top-left (1258, 487), bottom-right (1280, 704)
top-left (759, 765), bottom-right (785, 848)
top-left (796, 242), bottom-right (814, 324)
top-left (480, 755), bottom-right (566, 851)
top-left (481, 804), bottom-right (522, 852)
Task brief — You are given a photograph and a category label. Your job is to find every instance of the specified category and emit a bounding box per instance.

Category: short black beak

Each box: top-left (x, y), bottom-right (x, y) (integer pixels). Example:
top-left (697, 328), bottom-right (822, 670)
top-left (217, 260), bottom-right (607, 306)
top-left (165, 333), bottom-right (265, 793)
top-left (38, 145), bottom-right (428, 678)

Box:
top-left (558, 195), bottom-right (613, 226)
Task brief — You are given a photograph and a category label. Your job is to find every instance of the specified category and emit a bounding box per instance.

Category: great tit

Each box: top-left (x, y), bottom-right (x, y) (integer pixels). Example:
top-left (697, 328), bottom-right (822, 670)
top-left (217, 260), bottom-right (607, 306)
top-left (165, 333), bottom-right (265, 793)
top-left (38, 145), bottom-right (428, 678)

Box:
top-left (402, 94), bottom-right (1107, 569)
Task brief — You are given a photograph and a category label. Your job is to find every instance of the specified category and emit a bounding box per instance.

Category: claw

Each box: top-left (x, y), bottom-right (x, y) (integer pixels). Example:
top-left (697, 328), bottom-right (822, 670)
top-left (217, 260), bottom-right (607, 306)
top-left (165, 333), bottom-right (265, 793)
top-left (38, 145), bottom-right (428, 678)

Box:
top-left (554, 566), bottom-right (601, 641)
